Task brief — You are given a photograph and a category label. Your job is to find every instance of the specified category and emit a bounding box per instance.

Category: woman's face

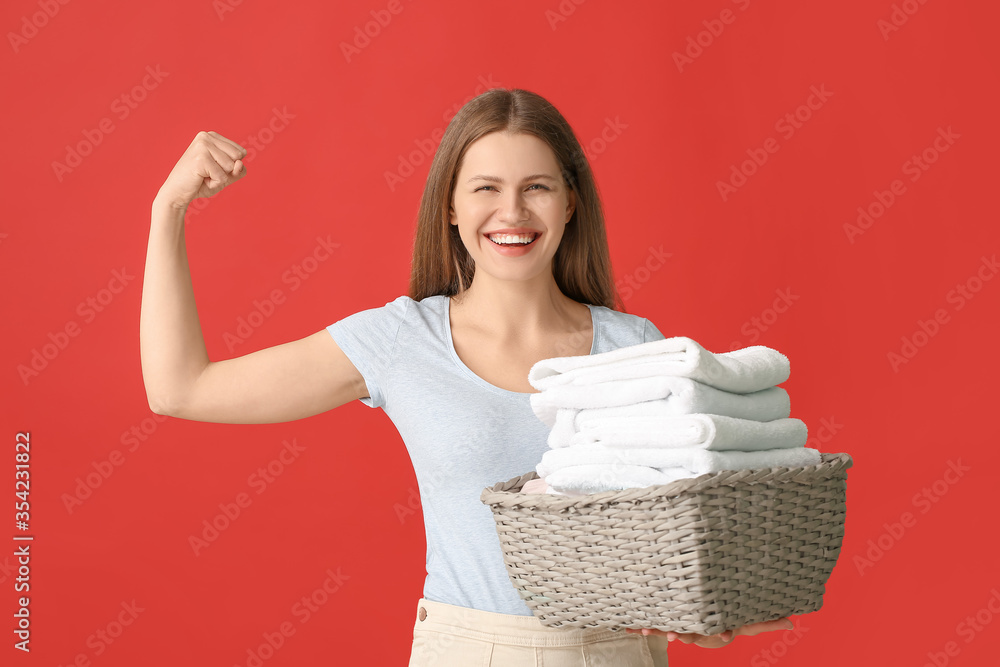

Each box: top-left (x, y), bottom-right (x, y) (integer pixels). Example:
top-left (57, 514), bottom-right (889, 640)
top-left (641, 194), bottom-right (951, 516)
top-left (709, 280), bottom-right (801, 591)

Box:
top-left (450, 131), bottom-right (576, 286)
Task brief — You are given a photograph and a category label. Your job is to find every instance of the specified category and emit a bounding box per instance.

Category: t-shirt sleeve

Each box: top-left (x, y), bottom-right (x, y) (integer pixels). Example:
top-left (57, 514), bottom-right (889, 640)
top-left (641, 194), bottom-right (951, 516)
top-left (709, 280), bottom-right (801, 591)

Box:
top-left (643, 318), bottom-right (666, 343)
top-left (325, 295), bottom-right (410, 409)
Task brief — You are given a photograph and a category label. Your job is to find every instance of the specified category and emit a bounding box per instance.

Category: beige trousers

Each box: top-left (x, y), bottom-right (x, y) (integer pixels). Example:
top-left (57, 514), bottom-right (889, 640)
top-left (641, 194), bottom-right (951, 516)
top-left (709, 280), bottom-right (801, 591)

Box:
top-left (407, 597), bottom-right (669, 667)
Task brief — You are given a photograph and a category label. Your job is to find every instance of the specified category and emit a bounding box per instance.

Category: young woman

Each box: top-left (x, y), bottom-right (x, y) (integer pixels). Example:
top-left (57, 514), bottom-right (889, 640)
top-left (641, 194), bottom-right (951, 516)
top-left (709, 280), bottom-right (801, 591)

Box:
top-left (140, 88), bottom-right (793, 665)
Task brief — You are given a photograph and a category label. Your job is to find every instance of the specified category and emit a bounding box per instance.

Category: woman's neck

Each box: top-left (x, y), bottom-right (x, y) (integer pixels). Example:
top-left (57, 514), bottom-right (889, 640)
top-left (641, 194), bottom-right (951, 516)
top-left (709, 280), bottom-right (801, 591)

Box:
top-left (450, 273), bottom-right (584, 341)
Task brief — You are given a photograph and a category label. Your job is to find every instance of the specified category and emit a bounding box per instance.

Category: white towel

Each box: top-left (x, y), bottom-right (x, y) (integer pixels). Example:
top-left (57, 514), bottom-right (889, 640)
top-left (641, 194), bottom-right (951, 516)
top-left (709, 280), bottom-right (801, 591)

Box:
top-left (542, 382), bottom-right (791, 446)
top-left (528, 337), bottom-right (790, 394)
top-left (537, 443), bottom-right (819, 478)
top-left (532, 377), bottom-right (790, 430)
top-left (543, 467), bottom-right (705, 495)
top-left (531, 376), bottom-right (677, 427)
top-left (542, 447), bottom-right (822, 493)
top-left (544, 485), bottom-right (588, 497)
top-left (543, 463), bottom-right (680, 494)
top-left (571, 414), bottom-right (808, 451)
top-left (547, 409), bottom-right (581, 448)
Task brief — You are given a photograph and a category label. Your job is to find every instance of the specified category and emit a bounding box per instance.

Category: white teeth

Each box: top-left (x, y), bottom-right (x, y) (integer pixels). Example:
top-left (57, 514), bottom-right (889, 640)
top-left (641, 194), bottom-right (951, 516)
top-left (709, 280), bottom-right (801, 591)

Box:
top-left (489, 233), bottom-right (536, 245)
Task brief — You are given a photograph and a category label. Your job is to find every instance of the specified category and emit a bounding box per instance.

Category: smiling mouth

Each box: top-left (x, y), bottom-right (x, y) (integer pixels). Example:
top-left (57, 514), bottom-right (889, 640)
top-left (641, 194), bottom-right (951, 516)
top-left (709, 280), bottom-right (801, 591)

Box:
top-left (486, 233), bottom-right (540, 246)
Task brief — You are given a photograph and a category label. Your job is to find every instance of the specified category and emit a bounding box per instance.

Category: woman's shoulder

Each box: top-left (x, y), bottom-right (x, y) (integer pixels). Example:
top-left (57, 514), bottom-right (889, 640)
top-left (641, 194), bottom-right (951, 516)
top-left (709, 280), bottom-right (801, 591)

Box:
top-left (328, 294), bottom-right (450, 342)
top-left (368, 294), bottom-right (451, 329)
top-left (589, 303), bottom-right (650, 328)
top-left (359, 293), bottom-right (448, 313)
top-left (591, 304), bottom-right (665, 347)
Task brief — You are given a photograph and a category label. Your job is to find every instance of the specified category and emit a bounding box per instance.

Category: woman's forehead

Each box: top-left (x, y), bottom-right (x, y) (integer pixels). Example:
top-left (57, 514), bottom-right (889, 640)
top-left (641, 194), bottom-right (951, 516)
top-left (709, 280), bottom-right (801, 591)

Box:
top-left (459, 132), bottom-right (561, 177)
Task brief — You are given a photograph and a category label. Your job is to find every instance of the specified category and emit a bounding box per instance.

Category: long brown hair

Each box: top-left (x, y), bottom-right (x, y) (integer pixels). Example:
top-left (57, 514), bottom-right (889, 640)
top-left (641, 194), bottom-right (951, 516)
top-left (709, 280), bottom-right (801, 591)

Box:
top-left (408, 88), bottom-right (623, 312)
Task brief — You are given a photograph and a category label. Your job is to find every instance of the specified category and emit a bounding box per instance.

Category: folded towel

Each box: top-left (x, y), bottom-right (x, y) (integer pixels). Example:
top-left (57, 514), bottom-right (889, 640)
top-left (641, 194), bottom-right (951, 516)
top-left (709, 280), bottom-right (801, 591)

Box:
top-left (532, 376), bottom-right (677, 427)
top-left (519, 476), bottom-right (590, 497)
top-left (547, 408), bottom-right (581, 448)
top-left (544, 463), bottom-right (680, 494)
top-left (537, 443), bottom-right (820, 479)
top-left (544, 485), bottom-right (588, 497)
top-left (532, 377), bottom-right (790, 430)
top-left (571, 414), bottom-right (808, 451)
top-left (544, 467), bottom-right (709, 494)
top-left (542, 383), bottom-right (791, 446)
top-left (528, 337), bottom-right (790, 394)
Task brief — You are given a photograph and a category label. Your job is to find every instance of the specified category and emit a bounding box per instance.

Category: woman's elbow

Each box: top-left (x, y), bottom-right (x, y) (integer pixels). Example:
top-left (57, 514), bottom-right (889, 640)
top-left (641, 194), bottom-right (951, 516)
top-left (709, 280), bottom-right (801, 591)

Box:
top-left (145, 389), bottom-right (178, 417)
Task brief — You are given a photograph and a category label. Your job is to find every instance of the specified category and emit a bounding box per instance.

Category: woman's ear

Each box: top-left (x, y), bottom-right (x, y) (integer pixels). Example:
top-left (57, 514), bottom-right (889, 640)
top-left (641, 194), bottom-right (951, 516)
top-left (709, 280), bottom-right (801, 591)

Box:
top-left (449, 205), bottom-right (457, 226)
top-left (566, 188), bottom-right (576, 223)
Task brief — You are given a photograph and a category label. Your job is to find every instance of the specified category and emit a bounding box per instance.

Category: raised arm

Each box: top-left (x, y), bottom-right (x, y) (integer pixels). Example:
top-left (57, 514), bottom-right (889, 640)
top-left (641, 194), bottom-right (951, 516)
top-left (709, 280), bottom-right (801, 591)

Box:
top-left (140, 132), bottom-right (367, 424)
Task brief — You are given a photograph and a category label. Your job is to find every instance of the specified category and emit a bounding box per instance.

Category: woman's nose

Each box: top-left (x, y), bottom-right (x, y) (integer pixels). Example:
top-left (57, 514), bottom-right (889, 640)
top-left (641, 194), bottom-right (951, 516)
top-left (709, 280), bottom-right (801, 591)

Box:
top-left (497, 190), bottom-right (528, 222)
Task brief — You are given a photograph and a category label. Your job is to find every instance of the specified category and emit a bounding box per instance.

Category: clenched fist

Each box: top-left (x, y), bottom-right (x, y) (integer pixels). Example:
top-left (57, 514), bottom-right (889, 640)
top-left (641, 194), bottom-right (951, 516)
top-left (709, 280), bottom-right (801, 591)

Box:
top-left (155, 131), bottom-right (247, 210)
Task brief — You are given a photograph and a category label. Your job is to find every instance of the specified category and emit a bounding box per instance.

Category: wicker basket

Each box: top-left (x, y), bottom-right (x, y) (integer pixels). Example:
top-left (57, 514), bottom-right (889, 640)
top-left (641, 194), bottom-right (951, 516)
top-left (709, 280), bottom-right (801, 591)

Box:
top-left (480, 451), bottom-right (852, 635)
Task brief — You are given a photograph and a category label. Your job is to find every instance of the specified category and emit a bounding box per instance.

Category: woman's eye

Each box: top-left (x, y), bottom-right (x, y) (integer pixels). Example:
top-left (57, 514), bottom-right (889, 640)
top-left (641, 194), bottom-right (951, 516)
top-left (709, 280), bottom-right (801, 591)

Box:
top-left (474, 184), bottom-right (549, 192)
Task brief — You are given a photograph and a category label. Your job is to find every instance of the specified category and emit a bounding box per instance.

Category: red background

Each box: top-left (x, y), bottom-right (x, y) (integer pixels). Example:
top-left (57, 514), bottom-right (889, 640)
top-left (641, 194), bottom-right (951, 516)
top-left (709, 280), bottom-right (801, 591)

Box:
top-left (3, 0), bottom-right (999, 664)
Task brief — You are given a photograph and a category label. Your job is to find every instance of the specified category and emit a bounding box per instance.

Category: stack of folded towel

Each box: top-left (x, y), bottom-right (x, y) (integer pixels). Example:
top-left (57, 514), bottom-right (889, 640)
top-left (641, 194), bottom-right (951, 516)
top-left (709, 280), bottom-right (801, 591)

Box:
top-left (520, 336), bottom-right (820, 496)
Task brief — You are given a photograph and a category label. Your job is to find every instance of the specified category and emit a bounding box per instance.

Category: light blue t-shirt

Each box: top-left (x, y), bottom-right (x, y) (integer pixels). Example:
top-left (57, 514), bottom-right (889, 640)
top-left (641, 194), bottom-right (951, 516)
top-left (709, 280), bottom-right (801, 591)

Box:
top-left (326, 294), bottom-right (665, 615)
